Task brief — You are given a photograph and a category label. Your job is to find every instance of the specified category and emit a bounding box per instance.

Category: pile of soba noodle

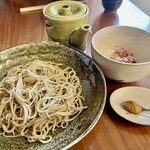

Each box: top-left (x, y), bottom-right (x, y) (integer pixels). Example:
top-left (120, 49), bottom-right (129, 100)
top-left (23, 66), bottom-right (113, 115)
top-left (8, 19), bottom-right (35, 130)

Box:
top-left (0, 60), bottom-right (86, 143)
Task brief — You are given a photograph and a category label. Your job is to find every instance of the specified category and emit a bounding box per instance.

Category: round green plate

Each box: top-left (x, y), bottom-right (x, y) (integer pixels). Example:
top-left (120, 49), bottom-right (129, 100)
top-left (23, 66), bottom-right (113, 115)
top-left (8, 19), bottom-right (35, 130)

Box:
top-left (0, 41), bottom-right (106, 150)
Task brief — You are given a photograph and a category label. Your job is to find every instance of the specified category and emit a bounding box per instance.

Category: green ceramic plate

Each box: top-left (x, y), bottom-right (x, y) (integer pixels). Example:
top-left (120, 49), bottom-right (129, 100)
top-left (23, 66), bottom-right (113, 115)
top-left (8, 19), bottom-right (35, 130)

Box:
top-left (0, 41), bottom-right (106, 150)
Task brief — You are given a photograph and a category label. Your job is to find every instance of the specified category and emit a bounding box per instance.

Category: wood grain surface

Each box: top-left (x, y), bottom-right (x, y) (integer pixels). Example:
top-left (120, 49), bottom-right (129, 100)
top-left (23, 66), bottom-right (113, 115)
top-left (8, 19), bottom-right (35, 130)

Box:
top-left (0, 0), bottom-right (150, 150)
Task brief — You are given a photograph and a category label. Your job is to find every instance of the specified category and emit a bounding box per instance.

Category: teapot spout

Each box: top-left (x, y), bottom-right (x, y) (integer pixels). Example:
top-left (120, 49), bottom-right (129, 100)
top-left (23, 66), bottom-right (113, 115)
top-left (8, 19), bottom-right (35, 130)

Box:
top-left (69, 24), bottom-right (92, 51)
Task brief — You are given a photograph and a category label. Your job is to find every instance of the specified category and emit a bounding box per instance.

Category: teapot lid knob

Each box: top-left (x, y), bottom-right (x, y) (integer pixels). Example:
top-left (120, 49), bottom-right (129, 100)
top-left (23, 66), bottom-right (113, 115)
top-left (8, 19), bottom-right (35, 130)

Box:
top-left (61, 5), bottom-right (71, 16)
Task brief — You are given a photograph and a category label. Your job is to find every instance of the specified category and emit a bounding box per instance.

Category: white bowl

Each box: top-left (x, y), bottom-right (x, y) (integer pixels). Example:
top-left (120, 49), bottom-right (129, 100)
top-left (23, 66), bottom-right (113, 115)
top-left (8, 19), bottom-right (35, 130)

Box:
top-left (91, 26), bottom-right (150, 82)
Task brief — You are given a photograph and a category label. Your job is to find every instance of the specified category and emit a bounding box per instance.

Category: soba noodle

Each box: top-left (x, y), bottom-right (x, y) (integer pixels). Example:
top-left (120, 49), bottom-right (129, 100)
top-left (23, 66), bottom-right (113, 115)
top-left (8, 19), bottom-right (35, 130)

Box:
top-left (0, 60), bottom-right (86, 143)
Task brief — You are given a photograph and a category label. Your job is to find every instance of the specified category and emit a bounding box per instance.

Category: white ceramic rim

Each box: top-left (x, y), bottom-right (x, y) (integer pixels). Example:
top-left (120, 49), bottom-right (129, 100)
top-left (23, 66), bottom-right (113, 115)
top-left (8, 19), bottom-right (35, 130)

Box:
top-left (92, 25), bottom-right (150, 66)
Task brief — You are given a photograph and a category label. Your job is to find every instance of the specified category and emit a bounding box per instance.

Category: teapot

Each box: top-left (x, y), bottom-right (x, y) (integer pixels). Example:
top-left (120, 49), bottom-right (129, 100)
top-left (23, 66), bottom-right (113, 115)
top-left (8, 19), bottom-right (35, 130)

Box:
top-left (43, 1), bottom-right (92, 51)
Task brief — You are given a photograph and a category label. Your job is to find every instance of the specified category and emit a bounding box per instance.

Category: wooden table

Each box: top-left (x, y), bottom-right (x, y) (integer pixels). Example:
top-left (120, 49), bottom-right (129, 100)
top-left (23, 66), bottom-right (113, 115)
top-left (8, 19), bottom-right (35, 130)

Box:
top-left (0, 0), bottom-right (150, 150)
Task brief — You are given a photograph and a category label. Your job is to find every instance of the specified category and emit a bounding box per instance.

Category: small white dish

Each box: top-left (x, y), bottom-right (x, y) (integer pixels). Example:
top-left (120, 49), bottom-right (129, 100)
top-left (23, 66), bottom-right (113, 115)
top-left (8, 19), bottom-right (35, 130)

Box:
top-left (110, 86), bottom-right (150, 125)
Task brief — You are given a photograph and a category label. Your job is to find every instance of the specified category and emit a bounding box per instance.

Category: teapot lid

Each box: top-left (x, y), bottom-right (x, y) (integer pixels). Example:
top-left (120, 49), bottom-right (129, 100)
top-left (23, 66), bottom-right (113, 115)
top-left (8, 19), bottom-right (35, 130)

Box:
top-left (45, 1), bottom-right (87, 19)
